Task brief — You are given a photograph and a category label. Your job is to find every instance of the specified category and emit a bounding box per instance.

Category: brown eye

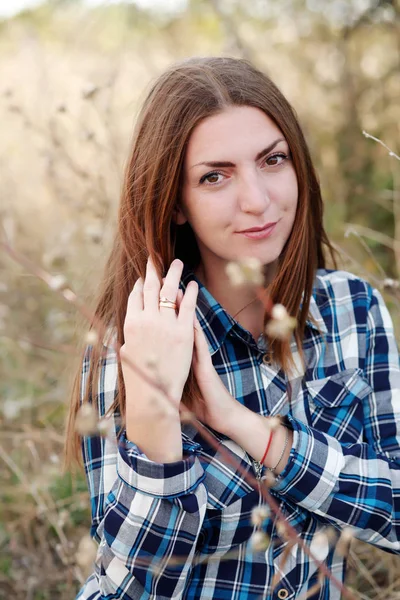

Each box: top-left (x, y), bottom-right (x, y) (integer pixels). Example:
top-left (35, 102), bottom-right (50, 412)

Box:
top-left (265, 153), bottom-right (288, 167)
top-left (199, 171), bottom-right (223, 185)
top-left (206, 173), bottom-right (220, 183)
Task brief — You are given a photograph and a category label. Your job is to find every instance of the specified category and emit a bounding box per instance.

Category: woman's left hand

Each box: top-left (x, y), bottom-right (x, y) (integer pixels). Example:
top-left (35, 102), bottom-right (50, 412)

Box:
top-left (189, 311), bottom-right (244, 436)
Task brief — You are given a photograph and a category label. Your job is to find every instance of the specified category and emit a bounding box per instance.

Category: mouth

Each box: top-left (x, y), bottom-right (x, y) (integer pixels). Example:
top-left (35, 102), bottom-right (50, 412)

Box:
top-left (238, 221), bottom-right (277, 233)
top-left (237, 221), bottom-right (278, 240)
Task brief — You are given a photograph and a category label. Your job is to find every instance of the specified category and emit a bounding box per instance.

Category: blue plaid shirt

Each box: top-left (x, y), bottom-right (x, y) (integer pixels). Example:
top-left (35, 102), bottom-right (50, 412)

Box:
top-left (76, 266), bottom-right (400, 600)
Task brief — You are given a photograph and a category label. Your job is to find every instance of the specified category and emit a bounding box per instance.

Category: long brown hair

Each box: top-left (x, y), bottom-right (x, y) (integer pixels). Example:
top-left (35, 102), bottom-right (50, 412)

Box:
top-left (64, 56), bottom-right (337, 469)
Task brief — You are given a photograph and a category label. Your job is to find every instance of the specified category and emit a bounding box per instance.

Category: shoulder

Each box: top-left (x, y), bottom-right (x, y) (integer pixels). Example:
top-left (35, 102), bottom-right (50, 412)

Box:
top-left (310, 269), bottom-right (380, 334)
top-left (313, 268), bottom-right (374, 303)
top-left (311, 268), bottom-right (396, 335)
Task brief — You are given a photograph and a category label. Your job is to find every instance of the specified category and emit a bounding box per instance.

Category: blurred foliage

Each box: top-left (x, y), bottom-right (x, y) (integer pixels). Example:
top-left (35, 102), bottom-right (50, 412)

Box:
top-left (0, 0), bottom-right (399, 598)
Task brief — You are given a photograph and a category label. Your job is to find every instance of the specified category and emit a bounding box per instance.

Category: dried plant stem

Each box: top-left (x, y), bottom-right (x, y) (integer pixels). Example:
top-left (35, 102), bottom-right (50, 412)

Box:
top-left (0, 229), bottom-right (110, 358)
top-left (0, 443), bottom-right (48, 512)
top-left (0, 428), bottom-right (64, 444)
top-left (0, 443), bottom-right (69, 549)
top-left (348, 548), bottom-right (382, 596)
top-left (375, 577), bottom-right (400, 600)
top-left (390, 160), bottom-right (400, 277)
top-left (1, 236), bottom-right (357, 600)
top-left (331, 241), bottom-right (382, 288)
top-left (10, 335), bottom-right (77, 356)
top-left (362, 131), bottom-right (400, 161)
top-left (343, 223), bottom-right (400, 252)
top-left (344, 227), bottom-right (388, 279)
top-left (101, 352), bottom-right (354, 596)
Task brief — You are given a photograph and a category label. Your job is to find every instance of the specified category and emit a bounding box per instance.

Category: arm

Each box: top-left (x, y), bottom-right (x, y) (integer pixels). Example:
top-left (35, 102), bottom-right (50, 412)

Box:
top-left (76, 344), bottom-right (208, 600)
top-left (226, 285), bottom-right (400, 553)
top-left (224, 409), bottom-right (293, 477)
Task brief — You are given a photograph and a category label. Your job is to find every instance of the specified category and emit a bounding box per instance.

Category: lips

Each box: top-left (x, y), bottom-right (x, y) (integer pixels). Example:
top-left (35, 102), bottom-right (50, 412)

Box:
top-left (238, 221), bottom-right (278, 240)
top-left (239, 222), bottom-right (277, 233)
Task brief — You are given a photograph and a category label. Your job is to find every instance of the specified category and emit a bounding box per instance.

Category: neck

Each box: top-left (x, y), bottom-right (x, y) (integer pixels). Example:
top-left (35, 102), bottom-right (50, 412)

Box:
top-left (194, 260), bottom-right (276, 341)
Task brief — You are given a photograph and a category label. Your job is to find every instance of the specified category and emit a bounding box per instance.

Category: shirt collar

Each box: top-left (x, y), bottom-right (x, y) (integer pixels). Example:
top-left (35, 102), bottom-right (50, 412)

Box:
top-left (180, 264), bottom-right (327, 356)
top-left (181, 264), bottom-right (236, 355)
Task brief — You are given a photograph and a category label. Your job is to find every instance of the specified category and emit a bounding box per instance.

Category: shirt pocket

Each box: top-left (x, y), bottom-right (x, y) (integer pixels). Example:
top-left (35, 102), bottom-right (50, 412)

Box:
top-left (204, 488), bottom-right (263, 556)
top-left (305, 367), bottom-right (373, 443)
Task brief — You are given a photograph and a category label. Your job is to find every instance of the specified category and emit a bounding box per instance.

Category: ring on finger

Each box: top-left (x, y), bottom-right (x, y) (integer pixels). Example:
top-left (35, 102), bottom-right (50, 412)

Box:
top-left (159, 296), bottom-right (177, 309)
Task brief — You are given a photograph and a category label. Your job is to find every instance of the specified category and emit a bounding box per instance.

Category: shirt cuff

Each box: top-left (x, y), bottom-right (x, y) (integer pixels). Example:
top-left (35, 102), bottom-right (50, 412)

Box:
top-left (271, 415), bottom-right (344, 512)
top-left (117, 431), bottom-right (206, 499)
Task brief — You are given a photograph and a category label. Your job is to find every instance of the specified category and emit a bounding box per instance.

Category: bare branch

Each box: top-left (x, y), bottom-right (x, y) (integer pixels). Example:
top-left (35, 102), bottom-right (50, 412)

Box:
top-left (362, 130), bottom-right (400, 161)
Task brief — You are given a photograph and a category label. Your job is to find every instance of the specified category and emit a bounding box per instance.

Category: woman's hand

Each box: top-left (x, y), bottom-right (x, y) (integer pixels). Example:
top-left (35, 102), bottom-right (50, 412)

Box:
top-left (176, 288), bottom-right (243, 435)
top-left (121, 257), bottom-right (199, 426)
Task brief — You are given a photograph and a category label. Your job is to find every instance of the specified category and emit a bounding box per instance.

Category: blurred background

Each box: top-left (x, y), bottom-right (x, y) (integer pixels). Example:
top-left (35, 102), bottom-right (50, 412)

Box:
top-left (0, 0), bottom-right (399, 598)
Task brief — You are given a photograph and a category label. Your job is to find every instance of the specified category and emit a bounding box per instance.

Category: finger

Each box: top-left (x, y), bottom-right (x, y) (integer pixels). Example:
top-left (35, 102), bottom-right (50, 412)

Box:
top-left (193, 312), bottom-right (200, 328)
top-left (193, 315), bottom-right (206, 348)
top-left (176, 288), bottom-right (184, 310)
top-left (177, 280), bottom-right (199, 326)
top-left (143, 255), bottom-right (161, 313)
top-left (126, 277), bottom-right (144, 318)
top-left (195, 314), bottom-right (211, 350)
top-left (192, 317), bottom-right (200, 360)
top-left (193, 322), bottom-right (207, 367)
top-left (159, 259), bottom-right (184, 319)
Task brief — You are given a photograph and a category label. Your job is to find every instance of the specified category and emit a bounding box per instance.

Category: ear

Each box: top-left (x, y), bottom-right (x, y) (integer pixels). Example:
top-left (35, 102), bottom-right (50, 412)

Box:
top-left (172, 204), bottom-right (188, 226)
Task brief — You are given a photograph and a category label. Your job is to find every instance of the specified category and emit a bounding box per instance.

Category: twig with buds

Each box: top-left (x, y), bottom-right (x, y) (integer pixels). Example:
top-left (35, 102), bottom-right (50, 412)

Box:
top-left (362, 131), bottom-right (400, 161)
top-left (1, 237), bottom-right (356, 599)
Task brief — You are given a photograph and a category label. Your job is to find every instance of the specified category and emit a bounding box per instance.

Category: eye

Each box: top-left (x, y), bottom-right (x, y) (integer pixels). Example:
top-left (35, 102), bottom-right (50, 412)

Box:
top-left (264, 152), bottom-right (289, 167)
top-left (199, 171), bottom-right (224, 185)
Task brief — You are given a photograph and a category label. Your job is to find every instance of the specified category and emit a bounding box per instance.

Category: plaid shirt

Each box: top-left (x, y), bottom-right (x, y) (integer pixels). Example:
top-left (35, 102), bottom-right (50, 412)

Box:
top-left (76, 266), bottom-right (400, 600)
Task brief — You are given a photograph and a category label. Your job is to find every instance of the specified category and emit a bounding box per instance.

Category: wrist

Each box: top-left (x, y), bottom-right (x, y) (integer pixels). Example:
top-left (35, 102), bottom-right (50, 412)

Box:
top-left (224, 404), bottom-right (264, 449)
top-left (126, 412), bottom-right (183, 463)
top-left (221, 401), bottom-right (250, 438)
top-left (264, 424), bottom-right (292, 475)
top-left (226, 410), bottom-right (293, 476)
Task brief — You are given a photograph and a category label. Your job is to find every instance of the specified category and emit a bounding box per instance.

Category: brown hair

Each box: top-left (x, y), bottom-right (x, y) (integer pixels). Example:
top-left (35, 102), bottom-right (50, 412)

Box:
top-left (64, 56), bottom-right (337, 469)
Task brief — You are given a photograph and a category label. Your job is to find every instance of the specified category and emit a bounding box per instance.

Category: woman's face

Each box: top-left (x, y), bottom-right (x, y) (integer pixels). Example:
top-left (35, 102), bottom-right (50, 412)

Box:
top-left (177, 105), bottom-right (298, 283)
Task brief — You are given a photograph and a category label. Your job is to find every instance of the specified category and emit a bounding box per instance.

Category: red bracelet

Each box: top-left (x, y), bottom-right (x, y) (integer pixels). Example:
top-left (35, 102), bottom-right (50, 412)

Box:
top-left (260, 430), bottom-right (274, 465)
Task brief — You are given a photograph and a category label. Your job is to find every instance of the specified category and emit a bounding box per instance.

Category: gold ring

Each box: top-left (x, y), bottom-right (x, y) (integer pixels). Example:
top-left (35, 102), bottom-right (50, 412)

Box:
top-left (159, 296), bottom-right (177, 309)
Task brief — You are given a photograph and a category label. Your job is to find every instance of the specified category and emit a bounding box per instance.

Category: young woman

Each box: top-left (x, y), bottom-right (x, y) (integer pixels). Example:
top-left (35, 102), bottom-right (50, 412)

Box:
top-left (66, 57), bottom-right (400, 599)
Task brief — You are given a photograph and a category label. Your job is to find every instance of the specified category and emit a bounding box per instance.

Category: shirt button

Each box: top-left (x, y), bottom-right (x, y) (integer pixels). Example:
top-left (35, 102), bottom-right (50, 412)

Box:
top-left (262, 352), bottom-right (272, 365)
top-left (277, 589), bottom-right (289, 600)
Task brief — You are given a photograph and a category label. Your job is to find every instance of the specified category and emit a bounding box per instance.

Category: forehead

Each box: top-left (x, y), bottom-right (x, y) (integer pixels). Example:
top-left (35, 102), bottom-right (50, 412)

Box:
top-left (185, 106), bottom-right (284, 164)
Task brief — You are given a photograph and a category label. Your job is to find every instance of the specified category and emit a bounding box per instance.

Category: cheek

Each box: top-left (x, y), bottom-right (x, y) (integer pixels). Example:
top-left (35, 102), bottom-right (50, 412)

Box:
top-left (275, 171), bottom-right (298, 210)
top-left (187, 192), bottom-right (233, 228)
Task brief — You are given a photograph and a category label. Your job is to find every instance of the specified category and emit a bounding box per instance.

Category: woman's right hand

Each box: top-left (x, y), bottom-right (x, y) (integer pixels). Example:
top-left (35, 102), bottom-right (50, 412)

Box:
top-left (120, 256), bottom-right (199, 426)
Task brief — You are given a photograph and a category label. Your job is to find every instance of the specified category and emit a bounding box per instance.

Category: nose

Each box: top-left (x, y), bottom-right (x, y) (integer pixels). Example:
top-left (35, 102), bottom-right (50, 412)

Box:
top-left (237, 168), bottom-right (270, 214)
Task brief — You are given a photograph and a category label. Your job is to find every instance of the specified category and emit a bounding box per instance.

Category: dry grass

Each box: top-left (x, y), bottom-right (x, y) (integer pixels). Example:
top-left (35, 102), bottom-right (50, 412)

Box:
top-left (1, 4), bottom-right (399, 598)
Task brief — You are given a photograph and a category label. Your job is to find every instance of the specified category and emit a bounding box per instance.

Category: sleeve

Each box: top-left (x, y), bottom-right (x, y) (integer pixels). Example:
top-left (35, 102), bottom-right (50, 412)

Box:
top-left (76, 343), bottom-right (208, 600)
top-left (271, 285), bottom-right (400, 554)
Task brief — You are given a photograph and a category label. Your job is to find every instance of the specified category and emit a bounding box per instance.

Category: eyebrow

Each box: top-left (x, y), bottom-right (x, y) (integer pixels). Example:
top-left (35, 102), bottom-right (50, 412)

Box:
top-left (190, 137), bottom-right (286, 170)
